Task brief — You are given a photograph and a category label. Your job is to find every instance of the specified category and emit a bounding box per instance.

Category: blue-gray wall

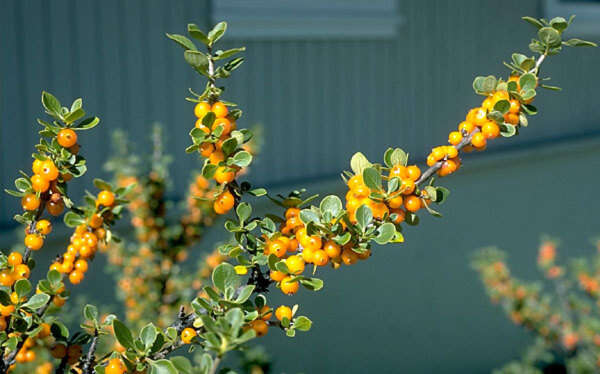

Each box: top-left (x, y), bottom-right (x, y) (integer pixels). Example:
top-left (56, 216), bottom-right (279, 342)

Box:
top-left (1, 0), bottom-right (600, 372)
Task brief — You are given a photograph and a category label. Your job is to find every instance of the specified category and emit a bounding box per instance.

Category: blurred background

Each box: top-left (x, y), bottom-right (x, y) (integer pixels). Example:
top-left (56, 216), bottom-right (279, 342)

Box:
top-left (1, 0), bottom-right (600, 372)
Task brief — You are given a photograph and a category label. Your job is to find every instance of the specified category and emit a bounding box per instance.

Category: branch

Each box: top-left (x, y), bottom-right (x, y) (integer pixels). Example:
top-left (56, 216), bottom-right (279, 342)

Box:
top-left (82, 329), bottom-right (99, 374)
top-left (415, 128), bottom-right (479, 187)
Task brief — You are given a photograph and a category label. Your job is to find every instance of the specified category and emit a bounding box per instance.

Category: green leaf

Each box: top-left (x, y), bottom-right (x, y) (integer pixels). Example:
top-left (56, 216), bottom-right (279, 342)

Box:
top-left (356, 204), bottom-right (373, 230)
top-left (362, 167), bottom-right (381, 191)
top-left (212, 263), bottom-right (240, 292)
top-left (207, 22), bottom-right (227, 45)
top-left (374, 223), bottom-right (395, 244)
top-left (519, 73), bottom-right (537, 90)
top-left (473, 75), bottom-right (497, 95)
top-left (435, 187), bottom-right (450, 204)
top-left (83, 304), bottom-right (98, 321)
top-left (170, 357), bottom-right (192, 374)
top-left (320, 195), bottom-right (342, 217)
top-left (149, 359), bottom-right (178, 374)
top-left (76, 117), bottom-right (100, 130)
top-left (64, 108), bottom-right (85, 124)
top-left (293, 316), bottom-right (312, 331)
top-left (41, 91), bottom-right (61, 116)
top-left (64, 211), bottom-right (86, 228)
top-left (187, 24), bottom-right (210, 45)
top-left (299, 209), bottom-right (320, 225)
top-left (538, 27), bottom-right (561, 47)
top-left (184, 50), bottom-right (209, 72)
top-left (140, 323), bottom-right (158, 350)
top-left (563, 38), bottom-right (598, 48)
top-left (112, 319), bottom-right (135, 351)
top-left (231, 151), bottom-right (252, 167)
top-left (22, 294), bottom-right (50, 310)
top-left (0, 291), bottom-right (12, 306)
top-left (389, 148), bottom-right (408, 166)
top-left (236, 202), bottom-right (251, 223)
top-left (214, 47), bottom-right (246, 61)
top-left (493, 100), bottom-right (510, 114)
top-left (350, 152), bottom-right (371, 175)
top-left (248, 188), bottom-right (267, 197)
top-left (166, 33), bottom-right (198, 50)
top-left (522, 16), bottom-right (544, 29)
top-left (549, 17), bottom-right (568, 32)
top-left (15, 279), bottom-right (31, 299)
top-left (500, 124), bottom-right (517, 138)
top-left (48, 269), bottom-right (61, 285)
top-left (234, 285), bottom-right (255, 304)
top-left (299, 278), bottom-right (323, 291)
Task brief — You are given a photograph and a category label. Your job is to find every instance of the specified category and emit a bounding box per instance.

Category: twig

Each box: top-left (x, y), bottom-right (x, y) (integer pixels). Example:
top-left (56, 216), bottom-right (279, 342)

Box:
top-left (82, 329), bottom-right (99, 374)
top-left (209, 355), bottom-right (222, 374)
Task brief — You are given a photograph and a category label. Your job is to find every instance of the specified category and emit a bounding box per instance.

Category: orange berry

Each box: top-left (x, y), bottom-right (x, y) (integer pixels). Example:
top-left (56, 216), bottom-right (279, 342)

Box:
top-left (51, 344), bottom-right (67, 359)
top-left (211, 102), bottom-right (228, 118)
top-left (482, 121), bottom-right (500, 139)
top-left (21, 194), bottom-right (40, 211)
top-left (266, 240), bottom-right (286, 258)
top-left (25, 234), bottom-right (44, 250)
top-left (249, 320), bottom-right (268, 337)
top-left (400, 180), bottom-right (415, 195)
top-left (0, 271), bottom-right (13, 287)
top-left (68, 270), bottom-right (84, 284)
top-left (97, 190), bottom-right (115, 206)
top-left (199, 142), bottom-right (215, 157)
top-left (471, 132), bottom-right (487, 148)
top-left (438, 159), bottom-right (459, 177)
top-left (7, 252), bottom-right (22, 266)
top-left (509, 99), bottom-right (520, 114)
top-left (61, 261), bottom-right (74, 274)
top-left (212, 117), bottom-right (233, 136)
top-left (195, 119), bottom-right (211, 133)
top-left (31, 174), bottom-right (50, 192)
top-left (209, 150), bottom-right (225, 165)
top-left (40, 160), bottom-right (59, 181)
top-left (504, 112), bottom-right (519, 125)
top-left (466, 107), bottom-right (487, 126)
top-left (431, 147), bottom-right (446, 161)
top-left (448, 131), bottom-right (463, 145)
top-left (181, 327), bottom-right (197, 344)
top-left (214, 166), bottom-right (236, 184)
top-left (194, 101), bottom-right (211, 119)
top-left (275, 306), bottom-right (293, 322)
top-left (0, 304), bottom-right (15, 317)
top-left (404, 195), bottom-right (421, 212)
top-left (301, 235), bottom-right (322, 251)
top-left (57, 129), bottom-right (78, 148)
top-left (390, 208), bottom-right (405, 224)
top-left (313, 249), bottom-right (329, 266)
top-left (46, 200), bottom-right (65, 216)
top-left (270, 270), bottom-right (286, 282)
top-left (280, 276), bottom-right (299, 295)
top-left (341, 247), bottom-right (358, 265)
top-left (389, 165), bottom-right (409, 180)
top-left (481, 97), bottom-right (494, 112)
top-left (387, 195), bottom-right (404, 209)
top-left (75, 259), bottom-right (88, 272)
top-left (0, 318), bottom-right (6, 332)
top-left (105, 358), bottom-right (126, 374)
top-left (323, 240), bottom-right (341, 258)
top-left (36, 219), bottom-right (52, 235)
top-left (406, 165), bottom-right (421, 181)
top-left (14, 264), bottom-right (30, 279)
top-left (285, 207), bottom-right (300, 219)
top-left (369, 201), bottom-right (389, 220)
top-left (32, 159), bottom-right (44, 174)
top-left (301, 248), bottom-right (315, 264)
top-left (347, 175), bottom-right (364, 190)
top-left (213, 190), bottom-right (235, 214)
top-left (53, 296), bottom-right (66, 307)
top-left (458, 121), bottom-right (475, 134)
top-left (285, 255), bottom-right (305, 275)
top-left (426, 154), bottom-right (437, 167)
top-left (259, 305), bottom-right (272, 321)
